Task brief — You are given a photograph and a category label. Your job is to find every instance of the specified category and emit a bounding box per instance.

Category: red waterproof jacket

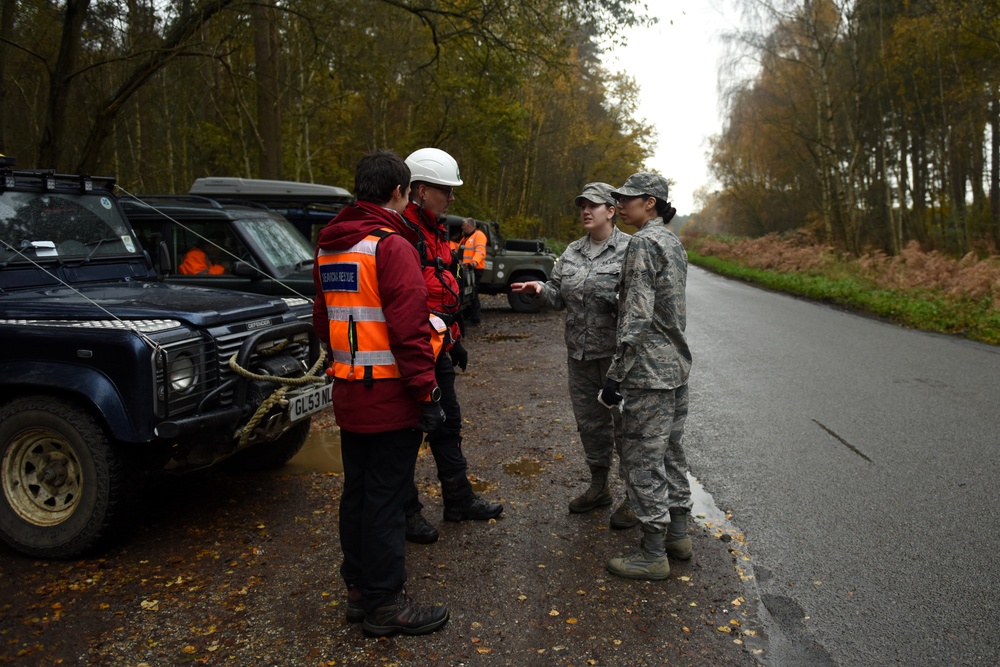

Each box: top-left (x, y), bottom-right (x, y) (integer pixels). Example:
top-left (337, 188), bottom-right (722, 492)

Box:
top-left (403, 201), bottom-right (462, 344)
top-left (312, 201), bottom-right (437, 433)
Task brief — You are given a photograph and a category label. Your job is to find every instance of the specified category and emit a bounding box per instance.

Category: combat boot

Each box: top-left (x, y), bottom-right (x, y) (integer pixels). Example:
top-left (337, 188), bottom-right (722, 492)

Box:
top-left (666, 508), bottom-right (693, 560)
top-left (406, 512), bottom-right (439, 544)
top-left (568, 465), bottom-right (612, 513)
top-left (606, 531), bottom-right (671, 580)
top-left (443, 494), bottom-right (503, 522)
top-left (609, 498), bottom-right (639, 529)
top-left (362, 590), bottom-right (449, 637)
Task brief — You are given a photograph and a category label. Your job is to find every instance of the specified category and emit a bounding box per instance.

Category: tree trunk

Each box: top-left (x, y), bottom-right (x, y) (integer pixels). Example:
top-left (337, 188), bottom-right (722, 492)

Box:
top-left (0, 0), bottom-right (15, 154)
top-left (38, 0), bottom-right (91, 170)
top-left (991, 94), bottom-right (999, 244)
top-left (254, 0), bottom-right (282, 179)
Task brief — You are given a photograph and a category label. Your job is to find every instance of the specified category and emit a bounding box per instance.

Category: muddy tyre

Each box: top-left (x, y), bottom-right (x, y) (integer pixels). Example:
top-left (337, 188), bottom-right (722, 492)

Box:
top-left (225, 418), bottom-right (311, 471)
top-left (0, 397), bottom-right (127, 559)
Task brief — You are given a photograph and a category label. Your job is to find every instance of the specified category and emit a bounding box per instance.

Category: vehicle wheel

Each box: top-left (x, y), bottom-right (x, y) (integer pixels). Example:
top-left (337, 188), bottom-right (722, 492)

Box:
top-left (507, 289), bottom-right (543, 313)
top-left (0, 397), bottom-right (128, 559)
top-left (225, 419), bottom-right (311, 471)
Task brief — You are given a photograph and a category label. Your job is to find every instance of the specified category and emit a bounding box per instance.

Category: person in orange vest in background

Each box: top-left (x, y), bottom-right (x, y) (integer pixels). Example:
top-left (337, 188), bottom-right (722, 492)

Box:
top-left (179, 236), bottom-right (229, 275)
top-left (459, 217), bottom-right (487, 325)
top-left (400, 147), bottom-right (503, 545)
top-left (312, 149), bottom-right (449, 637)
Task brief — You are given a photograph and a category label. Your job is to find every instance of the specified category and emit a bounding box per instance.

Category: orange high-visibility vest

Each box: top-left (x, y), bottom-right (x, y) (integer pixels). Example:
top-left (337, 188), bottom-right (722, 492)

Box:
top-left (318, 229), bottom-right (445, 384)
top-left (179, 247), bottom-right (225, 275)
top-left (460, 228), bottom-right (487, 270)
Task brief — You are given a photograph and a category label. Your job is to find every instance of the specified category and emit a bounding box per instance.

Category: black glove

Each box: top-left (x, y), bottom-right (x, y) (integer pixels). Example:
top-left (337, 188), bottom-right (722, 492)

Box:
top-left (417, 402), bottom-right (446, 433)
top-left (449, 341), bottom-right (468, 371)
top-left (597, 379), bottom-right (623, 408)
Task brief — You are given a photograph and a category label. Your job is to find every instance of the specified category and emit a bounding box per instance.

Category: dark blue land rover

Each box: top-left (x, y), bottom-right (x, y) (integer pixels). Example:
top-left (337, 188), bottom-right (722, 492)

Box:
top-left (0, 160), bottom-right (331, 558)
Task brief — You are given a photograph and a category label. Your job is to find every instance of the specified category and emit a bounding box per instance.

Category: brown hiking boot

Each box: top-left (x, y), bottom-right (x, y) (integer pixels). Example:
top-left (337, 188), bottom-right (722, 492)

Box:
top-left (346, 585), bottom-right (364, 623)
top-left (362, 591), bottom-right (449, 637)
top-left (609, 499), bottom-right (639, 529)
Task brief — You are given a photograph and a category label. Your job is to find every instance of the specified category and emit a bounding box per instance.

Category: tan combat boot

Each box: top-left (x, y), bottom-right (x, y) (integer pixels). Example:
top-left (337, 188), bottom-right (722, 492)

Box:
top-left (568, 465), bottom-right (612, 513)
top-left (606, 531), bottom-right (670, 580)
top-left (665, 508), bottom-right (693, 560)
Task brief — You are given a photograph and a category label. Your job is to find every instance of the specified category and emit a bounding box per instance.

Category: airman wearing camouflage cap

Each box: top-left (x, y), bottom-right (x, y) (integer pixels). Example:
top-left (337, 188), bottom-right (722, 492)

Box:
top-left (599, 170), bottom-right (693, 582)
top-left (610, 172), bottom-right (671, 204)
top-left (574, 182), bottom-right (617, 208)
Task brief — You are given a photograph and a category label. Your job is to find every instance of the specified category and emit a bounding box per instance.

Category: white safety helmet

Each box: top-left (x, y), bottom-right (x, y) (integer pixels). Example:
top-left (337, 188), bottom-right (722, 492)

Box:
top-left (405, 147), bottom-right (464, 187)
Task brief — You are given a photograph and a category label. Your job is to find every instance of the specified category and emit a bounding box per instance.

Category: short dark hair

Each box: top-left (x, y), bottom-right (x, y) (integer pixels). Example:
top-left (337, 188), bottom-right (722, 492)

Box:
top-left (354, 150), bottom-right (410, 205)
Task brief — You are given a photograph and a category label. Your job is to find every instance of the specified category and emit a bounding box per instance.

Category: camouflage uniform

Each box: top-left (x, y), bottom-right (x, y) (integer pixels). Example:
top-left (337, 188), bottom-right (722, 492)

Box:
top-left (607, 216), bottom-right (693, 533)
top-left (535, 224), bottom-right (631, 468)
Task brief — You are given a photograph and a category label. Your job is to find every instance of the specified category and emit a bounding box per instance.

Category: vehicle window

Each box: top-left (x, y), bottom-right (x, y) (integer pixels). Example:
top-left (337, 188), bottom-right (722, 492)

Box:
top-left (234, 216), bottom-right (313, 272)
top-left (0, 192), bottom-right (141, 261)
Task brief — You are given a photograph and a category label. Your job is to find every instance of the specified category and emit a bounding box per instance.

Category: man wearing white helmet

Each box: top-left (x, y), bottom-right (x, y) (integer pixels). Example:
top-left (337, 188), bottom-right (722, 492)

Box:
top-left (400, 147), bottom-right (504, 544)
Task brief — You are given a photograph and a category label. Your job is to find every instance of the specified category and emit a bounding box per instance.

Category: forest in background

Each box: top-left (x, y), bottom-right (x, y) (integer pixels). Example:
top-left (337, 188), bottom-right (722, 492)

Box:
top-left (0, 0), bottom-right (654, 243)
top-left (690, 0), bottom-right (1000, 259)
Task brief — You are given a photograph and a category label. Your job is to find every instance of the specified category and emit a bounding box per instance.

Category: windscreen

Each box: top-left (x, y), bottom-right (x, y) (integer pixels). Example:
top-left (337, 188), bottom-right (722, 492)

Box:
top-left (233, 215), bottom-right (313, 273)
top-left (0, 191), bottom-right (141, 263)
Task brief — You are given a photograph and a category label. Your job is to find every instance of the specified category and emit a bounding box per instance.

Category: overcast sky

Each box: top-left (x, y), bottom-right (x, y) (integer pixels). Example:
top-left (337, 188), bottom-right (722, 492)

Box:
top-left (602, 2), bottom-right (737, 216)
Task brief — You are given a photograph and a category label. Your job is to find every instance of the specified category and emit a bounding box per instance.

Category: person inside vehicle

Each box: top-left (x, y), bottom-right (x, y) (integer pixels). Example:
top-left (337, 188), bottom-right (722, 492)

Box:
top-left (179, 232), bottom-right (230, 275)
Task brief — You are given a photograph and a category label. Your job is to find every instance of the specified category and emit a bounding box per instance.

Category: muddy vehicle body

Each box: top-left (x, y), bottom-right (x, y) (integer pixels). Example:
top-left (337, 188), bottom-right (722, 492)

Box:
top-left (0, 163), bottom-right (330, 558)
top-left (445, 215), bottom-right (557, 312)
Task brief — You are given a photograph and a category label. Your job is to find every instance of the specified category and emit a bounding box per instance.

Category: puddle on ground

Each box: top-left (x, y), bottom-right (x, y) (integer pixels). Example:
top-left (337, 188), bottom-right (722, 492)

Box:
top-left (282, 428), bottom-right (343, 474)
top-left (688, 472), bottom-right (729, 524)
top-left (502, 459), bottom-right (545, 476)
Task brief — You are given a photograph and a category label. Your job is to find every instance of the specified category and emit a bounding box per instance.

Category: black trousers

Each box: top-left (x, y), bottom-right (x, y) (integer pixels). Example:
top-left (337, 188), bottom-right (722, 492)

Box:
top-left (339, 426), bottom-right (422, 612)
top-left (405, 352), bottom-right (474, 515)
top-left (467, 268), bottom-right (484, 323)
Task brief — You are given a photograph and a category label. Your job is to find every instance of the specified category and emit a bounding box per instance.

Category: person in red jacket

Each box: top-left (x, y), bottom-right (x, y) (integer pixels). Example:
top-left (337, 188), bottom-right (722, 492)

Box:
top-left (312, 149), bottom-right (449, 637)
top-left (400, 147), bottom-right (503, 544)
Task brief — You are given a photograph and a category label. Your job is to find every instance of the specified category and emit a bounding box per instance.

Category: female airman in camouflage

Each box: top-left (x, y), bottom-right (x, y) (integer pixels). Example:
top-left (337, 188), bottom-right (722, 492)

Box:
top-left (511, 183), bottom-right (634, 527)
top-left (598, 172), bottom-right (694, 581)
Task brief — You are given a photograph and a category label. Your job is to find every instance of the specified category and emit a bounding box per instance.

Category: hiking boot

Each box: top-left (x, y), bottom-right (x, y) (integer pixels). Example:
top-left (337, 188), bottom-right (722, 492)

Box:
top-left (361, 591), bottom-right (449, 637)
top-left (406, 512), bottom-right (439, 544)
top-left (606, 532), bottom-right (671, 580)
top-left (609, 499), bottom-right (639, 529)
top-left (346, 585), bottom-right (364, 623)
top-left (568, 465), bottom-right (612, 513)
top-left (666, 509), bottom-right (693, 560)
top-left (443, 495), bottom-right (503, 522)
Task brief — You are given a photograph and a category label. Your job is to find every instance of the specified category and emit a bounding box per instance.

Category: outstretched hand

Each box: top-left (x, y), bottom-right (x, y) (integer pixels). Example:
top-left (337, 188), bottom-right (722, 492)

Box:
top-left (510, 281), bottom-right (541, 295)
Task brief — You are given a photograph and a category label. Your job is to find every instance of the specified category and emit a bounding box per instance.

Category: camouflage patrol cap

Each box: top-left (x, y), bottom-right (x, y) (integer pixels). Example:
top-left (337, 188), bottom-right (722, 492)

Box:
top-left (611, 172), bottom-right (670, 202)
top-left (574, 182), bottom-right (617, 208)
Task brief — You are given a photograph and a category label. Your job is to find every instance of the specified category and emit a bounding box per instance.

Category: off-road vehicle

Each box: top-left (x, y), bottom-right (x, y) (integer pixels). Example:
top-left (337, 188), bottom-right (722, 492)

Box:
top-left (445, 215), bottom-right (558, 312)
top-left (188, 177), bottom-right (352, 245)
top-left (0, 161), bottom-right (330, 559)
top-left (122, 195), bottom-right (317, 299)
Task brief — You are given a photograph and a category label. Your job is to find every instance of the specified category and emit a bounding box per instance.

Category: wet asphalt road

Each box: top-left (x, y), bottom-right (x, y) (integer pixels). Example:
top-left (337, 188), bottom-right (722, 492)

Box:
top-left (683, 266), bottom-right (1000, 666)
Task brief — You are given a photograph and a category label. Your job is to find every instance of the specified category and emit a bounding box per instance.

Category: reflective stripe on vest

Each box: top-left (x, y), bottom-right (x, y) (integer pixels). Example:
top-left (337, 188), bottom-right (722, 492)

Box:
top-left (319, 229), bottom-right (446, 384)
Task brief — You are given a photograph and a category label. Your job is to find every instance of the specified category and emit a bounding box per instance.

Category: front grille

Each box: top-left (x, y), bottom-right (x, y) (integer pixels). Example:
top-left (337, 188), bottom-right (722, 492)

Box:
top-left (214, 325), bottom-right (312, 407)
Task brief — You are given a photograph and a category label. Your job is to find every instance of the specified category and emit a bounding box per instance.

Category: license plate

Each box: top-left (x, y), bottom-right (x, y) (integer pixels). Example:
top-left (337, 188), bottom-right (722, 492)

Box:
top-left (288, 382), bottom-right (332, 421)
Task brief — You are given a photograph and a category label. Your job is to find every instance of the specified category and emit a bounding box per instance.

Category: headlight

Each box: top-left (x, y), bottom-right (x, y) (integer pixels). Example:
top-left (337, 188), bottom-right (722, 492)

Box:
top-left (168, 353), bottom-right (198, 393)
